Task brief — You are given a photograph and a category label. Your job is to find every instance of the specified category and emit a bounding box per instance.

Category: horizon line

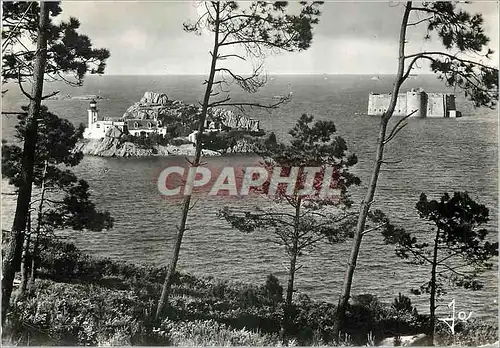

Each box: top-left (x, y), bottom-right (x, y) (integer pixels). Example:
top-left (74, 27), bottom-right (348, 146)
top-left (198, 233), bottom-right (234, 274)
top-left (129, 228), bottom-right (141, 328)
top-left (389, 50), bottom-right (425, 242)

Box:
top-left (94, 72), bottom-right (437, 76)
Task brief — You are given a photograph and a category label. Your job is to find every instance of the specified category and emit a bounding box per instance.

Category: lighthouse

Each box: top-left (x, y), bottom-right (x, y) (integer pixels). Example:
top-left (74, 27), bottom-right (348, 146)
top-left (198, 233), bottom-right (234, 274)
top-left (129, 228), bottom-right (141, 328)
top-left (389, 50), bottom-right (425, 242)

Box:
top-left (88, 99), bottom-right (98, 127)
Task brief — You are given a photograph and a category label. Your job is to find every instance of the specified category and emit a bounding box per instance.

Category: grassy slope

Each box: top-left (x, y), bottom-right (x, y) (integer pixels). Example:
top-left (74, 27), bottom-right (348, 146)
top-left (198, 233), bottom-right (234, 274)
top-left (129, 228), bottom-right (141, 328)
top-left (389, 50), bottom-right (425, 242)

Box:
top-left (3, 242), bottom-right (498, 346)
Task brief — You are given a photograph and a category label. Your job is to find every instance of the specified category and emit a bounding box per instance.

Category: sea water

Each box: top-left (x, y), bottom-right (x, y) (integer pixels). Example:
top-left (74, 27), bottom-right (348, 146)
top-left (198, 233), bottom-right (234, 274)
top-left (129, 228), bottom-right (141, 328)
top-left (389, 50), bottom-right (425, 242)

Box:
top-left (2, 74), bottom-right (497, 320)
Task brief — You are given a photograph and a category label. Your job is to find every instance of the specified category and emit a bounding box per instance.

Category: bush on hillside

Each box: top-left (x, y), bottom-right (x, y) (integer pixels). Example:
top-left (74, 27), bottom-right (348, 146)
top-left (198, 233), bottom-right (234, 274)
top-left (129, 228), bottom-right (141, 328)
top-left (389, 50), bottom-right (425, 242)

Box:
top-left (27, 240), bottom-right (498, 346)
top-left (37, 239), bottom-right (102, 281)
top-left (343, 293), bottom-right (426, 345)
top-left (8, 280), bottom-right (161, 346)
top-left (157, 318), bottom-right (279, 346)
top-left (170, 137), bottom-right (192, 146)
top-left (435, 318), bottom-right (499, 346)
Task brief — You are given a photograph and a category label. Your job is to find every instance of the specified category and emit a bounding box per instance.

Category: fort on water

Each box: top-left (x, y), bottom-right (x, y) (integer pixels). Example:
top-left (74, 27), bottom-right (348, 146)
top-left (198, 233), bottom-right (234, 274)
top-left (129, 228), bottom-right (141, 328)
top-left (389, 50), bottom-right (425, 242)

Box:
top-left (367, 88), bottom-right (461, 118)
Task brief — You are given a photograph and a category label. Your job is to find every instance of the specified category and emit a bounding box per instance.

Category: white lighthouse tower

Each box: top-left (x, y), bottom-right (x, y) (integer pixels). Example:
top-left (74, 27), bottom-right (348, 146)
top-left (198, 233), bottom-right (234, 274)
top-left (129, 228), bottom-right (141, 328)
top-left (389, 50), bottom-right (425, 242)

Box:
top-left (83, 99), bottom-right (104, 139)
top-left (88, 99), bottom-right (98, 126)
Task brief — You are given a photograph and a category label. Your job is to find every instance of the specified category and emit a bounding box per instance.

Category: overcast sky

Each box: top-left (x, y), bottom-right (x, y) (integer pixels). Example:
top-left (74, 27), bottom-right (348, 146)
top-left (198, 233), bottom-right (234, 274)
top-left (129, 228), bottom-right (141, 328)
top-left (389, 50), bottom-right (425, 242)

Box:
top-left (58, 1), bottom-right (499, 75)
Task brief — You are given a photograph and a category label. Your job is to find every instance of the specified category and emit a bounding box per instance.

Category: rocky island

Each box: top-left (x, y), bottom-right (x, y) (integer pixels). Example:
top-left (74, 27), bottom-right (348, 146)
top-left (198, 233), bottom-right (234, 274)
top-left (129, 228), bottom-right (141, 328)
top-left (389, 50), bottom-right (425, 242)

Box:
top-left (75, 91), bottom-right (276, 157)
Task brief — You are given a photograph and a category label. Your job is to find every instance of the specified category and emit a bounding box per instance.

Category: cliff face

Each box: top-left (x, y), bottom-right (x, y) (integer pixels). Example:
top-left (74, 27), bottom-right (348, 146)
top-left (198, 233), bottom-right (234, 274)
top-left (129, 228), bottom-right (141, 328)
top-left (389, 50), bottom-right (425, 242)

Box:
top-left (123, 91), bottom-right (260, 132)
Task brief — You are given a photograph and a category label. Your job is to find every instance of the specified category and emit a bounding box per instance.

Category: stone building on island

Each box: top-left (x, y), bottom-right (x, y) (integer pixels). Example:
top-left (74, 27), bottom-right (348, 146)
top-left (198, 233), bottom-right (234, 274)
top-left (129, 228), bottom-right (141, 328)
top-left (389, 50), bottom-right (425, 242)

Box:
top-left (83, 98), bottom-right (168, 139)
top-left (367, 88), bottom-right (461, 118)
top-left (83, 91), bottom-right (261, 140)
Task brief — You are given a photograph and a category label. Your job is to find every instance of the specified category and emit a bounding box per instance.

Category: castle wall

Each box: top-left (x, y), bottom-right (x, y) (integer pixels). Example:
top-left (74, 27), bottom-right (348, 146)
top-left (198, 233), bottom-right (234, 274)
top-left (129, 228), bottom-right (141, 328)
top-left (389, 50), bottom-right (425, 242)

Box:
top-left (394, 94), bottom-right (407, 116)
top-left (367, 93), bottom-right (407, 116)
top-left (368, 91), bottom-right (457, 118)
top-left (426, 93), bottom-right (446, 117)
top-left (406, 90), bottom-right (427, 118)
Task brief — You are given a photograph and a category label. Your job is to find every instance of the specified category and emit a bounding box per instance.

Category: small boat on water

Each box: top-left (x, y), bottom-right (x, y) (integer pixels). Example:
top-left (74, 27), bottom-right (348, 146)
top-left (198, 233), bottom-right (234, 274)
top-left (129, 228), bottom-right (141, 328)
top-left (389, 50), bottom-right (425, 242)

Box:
top-left (371, 75), bottom-right (380, 81)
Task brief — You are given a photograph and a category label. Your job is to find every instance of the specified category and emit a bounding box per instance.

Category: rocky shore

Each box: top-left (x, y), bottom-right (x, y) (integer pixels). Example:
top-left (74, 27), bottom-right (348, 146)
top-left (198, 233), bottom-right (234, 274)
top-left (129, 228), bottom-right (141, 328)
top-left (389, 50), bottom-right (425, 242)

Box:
top-left (74, 131), bottom-right (270, 157)
top-left (74, 135), bottom-right (221, 157)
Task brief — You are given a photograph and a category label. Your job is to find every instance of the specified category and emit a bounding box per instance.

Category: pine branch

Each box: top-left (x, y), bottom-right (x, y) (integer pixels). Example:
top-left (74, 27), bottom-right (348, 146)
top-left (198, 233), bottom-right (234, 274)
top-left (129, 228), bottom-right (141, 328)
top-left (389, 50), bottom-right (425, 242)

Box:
top-left (384, 109), bottom-right (418, 144)
top-left (361, 222), bottom-right (387, 236)
top-left (41, 90), bottom-right (59, 100)
top-left (407, 16), bottom-right (434, 26)
top-left (404, 51), bottom-right (497, 72)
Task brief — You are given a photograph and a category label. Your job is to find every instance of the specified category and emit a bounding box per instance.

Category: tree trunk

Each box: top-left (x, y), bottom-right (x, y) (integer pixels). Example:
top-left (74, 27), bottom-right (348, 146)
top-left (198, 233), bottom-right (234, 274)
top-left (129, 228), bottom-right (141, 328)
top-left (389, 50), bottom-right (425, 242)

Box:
top-left (17, 214), bottom-right (32, 301)
top-left (334, 2), bottom-right (413, 340)
top-left (282, 248), bottom-right (297, 345)
top-left (28, 235), bottom-right (39, 290)
top-left (155, 2), bottom-right (221, 320)
top-left (27, 160), bottom-right (48, 290)
top-left (2, 2), bottom-right (49, 325)
top-left (429, 227), bottom-right (440, 346)
top-left (282, 197), bottom-right (302, 345)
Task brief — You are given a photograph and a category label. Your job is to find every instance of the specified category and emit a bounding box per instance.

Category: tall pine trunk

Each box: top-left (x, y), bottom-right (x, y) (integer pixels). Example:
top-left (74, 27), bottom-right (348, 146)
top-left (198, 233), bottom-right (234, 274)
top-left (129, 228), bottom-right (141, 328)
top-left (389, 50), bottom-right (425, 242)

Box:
top-left (282, 248), bottom-right (297, 345)
top-left (17, 214), bottom-right (32, 300)
top-left (2, 2), bottom-right (49, 324)
top-left (428, 227), bottom-right (440, 346)
top-left (28, 236), bottom-right (39, 290)
top-left (155, 2), bottom-right (221, 320)
top-left (282, 197), bottom-right (301, 345)
top-left (334, 2), bottom-right (413, 340)
top-left (27, 160), bottom-right (48, 290)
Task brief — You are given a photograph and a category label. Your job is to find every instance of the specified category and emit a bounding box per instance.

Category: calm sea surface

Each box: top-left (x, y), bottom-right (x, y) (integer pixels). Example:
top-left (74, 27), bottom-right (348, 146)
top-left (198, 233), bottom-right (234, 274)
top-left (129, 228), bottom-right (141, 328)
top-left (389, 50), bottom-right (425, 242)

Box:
top-left (2, 75), bottom-right (498, 320)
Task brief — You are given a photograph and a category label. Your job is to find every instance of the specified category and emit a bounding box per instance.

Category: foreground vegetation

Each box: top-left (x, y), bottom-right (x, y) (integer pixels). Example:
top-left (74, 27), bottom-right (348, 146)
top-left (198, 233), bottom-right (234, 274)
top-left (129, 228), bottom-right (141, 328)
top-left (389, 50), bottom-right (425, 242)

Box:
top-left (2, 240), bottom-right (497, 346)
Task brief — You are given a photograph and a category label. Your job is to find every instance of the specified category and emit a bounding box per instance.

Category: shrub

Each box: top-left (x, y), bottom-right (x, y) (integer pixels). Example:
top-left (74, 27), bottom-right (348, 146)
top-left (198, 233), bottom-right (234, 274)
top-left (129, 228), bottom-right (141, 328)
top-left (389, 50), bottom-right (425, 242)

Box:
top-left (201, 132), bottom-right (237, 153)
top-left (391, 293), bottom-right (416, 313)
top-left (157, 318), bottom-right (278, 346)
top-left (170, 137), bottom-right (192, 146)
top-left (342, 294), bottom-right (426, 345)
top-left (119, 134), bottom-right (135, 144)
top-left (9, 280), bottom-right (161, 346)
top-left (435, 318), bottom-right (498, 346)
top-left (27, 240), bottom-right (497, 347)
top-left (262, 274), bottom-right (283, 305)
top-left (289, 294), bottom-right (337, 345)
top-left (37, 239), bottom-right (102, 281)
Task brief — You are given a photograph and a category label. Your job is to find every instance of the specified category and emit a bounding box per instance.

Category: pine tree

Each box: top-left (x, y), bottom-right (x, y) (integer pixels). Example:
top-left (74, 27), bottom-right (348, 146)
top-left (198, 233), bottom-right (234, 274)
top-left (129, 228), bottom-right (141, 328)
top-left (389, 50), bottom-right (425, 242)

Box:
top-left (1, 1), bottom-right (110, 322)
top-left (335, 2), bottom-right (498, 340)
top-left (220, 114), bottom-right (360, 343)
top-left (156, 1), bottom-right (323, 320)
top-left (381, 192), bottom-right (498, 344)
top-left (2, 106), bottom-right (114, 300)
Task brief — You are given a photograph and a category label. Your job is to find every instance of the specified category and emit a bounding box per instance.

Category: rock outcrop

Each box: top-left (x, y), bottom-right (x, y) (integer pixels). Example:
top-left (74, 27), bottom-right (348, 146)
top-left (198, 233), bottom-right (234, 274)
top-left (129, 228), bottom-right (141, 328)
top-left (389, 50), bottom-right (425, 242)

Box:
top-left (122, 91), bottom-right (261, 132)
top-left (75, 127), bottom-right (220, 157)
top-left (140, 91), bottom-right (169, 105)
top-left (224, 132), bottom-right (275, 154)
top-left (209, 108), bottom-right (260, 132)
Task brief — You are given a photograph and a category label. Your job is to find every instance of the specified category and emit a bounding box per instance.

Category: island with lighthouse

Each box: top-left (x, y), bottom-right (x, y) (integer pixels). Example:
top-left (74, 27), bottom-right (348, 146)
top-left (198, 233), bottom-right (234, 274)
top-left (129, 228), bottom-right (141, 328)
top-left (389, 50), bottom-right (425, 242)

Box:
top-left (75, 91), bottom-right (276, 157)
